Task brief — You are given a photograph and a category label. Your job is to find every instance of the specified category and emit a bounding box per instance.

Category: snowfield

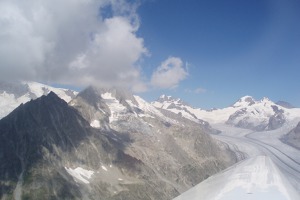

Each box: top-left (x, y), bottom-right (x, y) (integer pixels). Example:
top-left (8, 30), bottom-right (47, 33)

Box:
top-left (174, 156), bottom-right (299, 200)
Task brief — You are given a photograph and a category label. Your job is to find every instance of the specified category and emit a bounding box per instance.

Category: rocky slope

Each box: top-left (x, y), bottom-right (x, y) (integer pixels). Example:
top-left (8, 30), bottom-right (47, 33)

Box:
top-left (0, 89), bottom-right (236, 199)
top-left (152, 95), bottom-right (300, 131)
top-left (281, 122), bottom-right (300, 149)
top-left (0, 81), bottom-right (77, 119)
top-left (70, 87), bottom-right (236, 191)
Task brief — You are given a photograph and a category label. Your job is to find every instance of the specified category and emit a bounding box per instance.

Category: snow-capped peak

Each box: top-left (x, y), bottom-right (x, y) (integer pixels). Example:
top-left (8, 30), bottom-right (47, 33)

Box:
top-left (233, 96), bottom-right (256, 107)
top-left (261, 97), bottom-right (271, 103)
top-left (159, 94), bottom-right (167, 99)
top-left (158, 94), bottom-right (177, 102)
top-left (152, 94), bottom-right (300, 131)
top-left (233, 96), bottom-right (276, 108)
top-left (155, 95), bottom-right (187, 107)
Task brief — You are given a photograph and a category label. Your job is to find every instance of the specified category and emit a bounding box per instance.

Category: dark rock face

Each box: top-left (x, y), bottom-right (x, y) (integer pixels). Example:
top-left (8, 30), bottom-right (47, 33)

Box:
top-left (0, 92), bottom-right (120, 199)
top-left (282, 122), bottom-right (300, 150)
top-left (295, 122), bottom-right (300, 133)
top-left (267, 106), bottom-right (286, 130)
top-left (0, 90), bottom-right (235, 200)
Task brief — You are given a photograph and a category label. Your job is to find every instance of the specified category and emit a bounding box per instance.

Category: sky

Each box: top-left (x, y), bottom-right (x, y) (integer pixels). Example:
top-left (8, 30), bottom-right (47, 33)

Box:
top-left (0, 0), bottom-right (300, 109)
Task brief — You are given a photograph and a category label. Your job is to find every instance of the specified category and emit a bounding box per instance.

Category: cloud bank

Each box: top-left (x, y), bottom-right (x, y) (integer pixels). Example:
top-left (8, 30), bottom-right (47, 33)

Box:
top-left (151, 57), bottom-right (188, 89)
top-left (0, 0), bottom-right (147, 91)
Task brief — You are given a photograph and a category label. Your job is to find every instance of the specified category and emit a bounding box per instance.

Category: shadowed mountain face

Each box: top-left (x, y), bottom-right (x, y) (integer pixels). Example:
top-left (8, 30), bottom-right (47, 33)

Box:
top-left (0, 92), bottom-right (89, 178)
top-left (0, 89), bottom-right (236, 199)
top-left (0, 92), bottom-right (118, 199)
top-left (0, 92), bottom-right (146, 199)
top-left (282, 122), bottom-right (300, 150)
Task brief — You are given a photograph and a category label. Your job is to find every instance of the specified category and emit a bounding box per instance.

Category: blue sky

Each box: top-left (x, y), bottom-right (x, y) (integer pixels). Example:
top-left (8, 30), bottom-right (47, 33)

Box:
top-left (137, 0), bottom-right (300, 108)
top-left (1, 0), bottom-right (299, 109)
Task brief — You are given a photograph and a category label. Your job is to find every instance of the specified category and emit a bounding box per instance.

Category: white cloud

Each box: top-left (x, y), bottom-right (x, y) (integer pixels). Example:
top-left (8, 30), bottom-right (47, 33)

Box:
top-left (185, 87), bottom-right (207, 94)
top-left (194, 87), bottom-right (206, 94)
top-left (0, 0), bottom-right (147, 90)
top-left (150, 57), bottom-right (188, 89)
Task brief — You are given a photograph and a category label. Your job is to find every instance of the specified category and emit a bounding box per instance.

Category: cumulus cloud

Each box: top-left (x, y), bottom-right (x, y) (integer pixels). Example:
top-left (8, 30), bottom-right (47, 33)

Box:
top-left (150, 57), bottom-right (188, 89)
top-left (0, 0), bottom-right (147, 90)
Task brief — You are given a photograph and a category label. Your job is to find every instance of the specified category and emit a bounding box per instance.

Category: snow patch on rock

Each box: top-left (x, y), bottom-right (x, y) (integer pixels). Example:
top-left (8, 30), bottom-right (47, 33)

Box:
top-left (90, 120), bottom-right (100, 128)
top-left (101, 165), bottom-right (108, 171)
top-left (65, 167), bottom-right (94, 184)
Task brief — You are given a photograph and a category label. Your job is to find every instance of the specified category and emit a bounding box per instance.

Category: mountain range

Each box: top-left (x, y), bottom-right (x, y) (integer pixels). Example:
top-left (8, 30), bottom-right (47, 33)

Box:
top-left (1, 81), bottom-right (300, 199)
top-left (0, 82), bottom-right (236, 199)
top-left (152, 95), bottom-right (300, 131)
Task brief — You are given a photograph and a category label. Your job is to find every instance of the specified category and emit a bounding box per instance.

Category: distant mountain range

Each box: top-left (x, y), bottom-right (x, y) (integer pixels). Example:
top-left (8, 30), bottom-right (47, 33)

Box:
top-left (152, 95), bottom-right (300, 131)
top-left (0, 82), bottom-right (235, 199)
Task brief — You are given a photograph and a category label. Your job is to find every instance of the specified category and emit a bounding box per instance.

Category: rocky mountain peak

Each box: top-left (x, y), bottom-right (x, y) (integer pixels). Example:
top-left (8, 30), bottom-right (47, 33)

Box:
top-left (261, 97), bottom-right (271, 103)
top-left (0, 92), bottom-right (93, 185)
top-left (158, 94), bottom-right (173, 101)
top-left (157, 95), bottom-right (187, 106)
top-left (84, 86), bottom-right (138, 106)
top-left (233, 95), bottom-right (256, 107)
top-left (74, 86), bottom-right (103, 108)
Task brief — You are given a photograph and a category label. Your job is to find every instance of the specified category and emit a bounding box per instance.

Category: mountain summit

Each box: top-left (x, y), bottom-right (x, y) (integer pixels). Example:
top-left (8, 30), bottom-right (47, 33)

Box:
top-left (0, 92), bottom-right (105, 198)
top-left (232, 95), bottom-right (256, 107)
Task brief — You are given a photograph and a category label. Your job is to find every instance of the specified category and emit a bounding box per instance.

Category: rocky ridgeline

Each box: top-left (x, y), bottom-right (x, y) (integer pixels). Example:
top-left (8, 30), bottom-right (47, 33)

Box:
top-left (0, 88), bottom-right (236, 200)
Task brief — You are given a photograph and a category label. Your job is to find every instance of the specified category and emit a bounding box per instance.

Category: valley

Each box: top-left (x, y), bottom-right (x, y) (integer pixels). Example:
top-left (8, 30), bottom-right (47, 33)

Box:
top-left (174, 123), bottom-right (300, 199)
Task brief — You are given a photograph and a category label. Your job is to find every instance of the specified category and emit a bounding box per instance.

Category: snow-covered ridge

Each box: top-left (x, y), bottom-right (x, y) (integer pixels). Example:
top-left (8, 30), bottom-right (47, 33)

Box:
top-left (99, 91), bottom-right (179, 125)
top-left (152, 94), bottom-right (243, 124)
top-left (152, 95), bottom-right (300, 131)
top-left (70, 87), bottom-right (180, 132)
top-left (0, 81), bottom-right (78, 119)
